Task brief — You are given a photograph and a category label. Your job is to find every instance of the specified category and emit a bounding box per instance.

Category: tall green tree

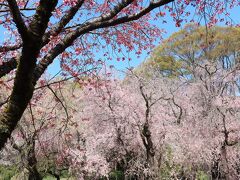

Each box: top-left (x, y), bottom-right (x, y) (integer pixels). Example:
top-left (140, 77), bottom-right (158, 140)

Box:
top-left (144, 25), bottom-right (240, 79)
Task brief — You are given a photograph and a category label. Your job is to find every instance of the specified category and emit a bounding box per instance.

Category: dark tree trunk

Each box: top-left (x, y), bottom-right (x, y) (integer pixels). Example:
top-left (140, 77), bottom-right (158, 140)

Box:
top-left (27, 140), bottom-right (42, 180)
top-left (28, 169), bottom-right (42, 180)
top-left (0, 0), bottom-right (58, 150)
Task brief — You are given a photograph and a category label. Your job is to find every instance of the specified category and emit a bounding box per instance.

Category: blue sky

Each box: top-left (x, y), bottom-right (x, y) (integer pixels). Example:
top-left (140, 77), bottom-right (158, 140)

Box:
top-left (47, 10), bottom-right (180, 76)
top-left (48, 5), bottom-right (240, 77)
top-left (0, 3), bottom-right (239, 78)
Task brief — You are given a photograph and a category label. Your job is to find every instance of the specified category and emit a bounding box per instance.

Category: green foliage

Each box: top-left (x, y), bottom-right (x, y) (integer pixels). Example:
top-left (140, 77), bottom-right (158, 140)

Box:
top-left (43, 176), bottom-right (76, 180)
top-left (0, 165), bottom-right (18, 180)
top-left (109, 170), bottom-right (124, 180)
top-left (142, 24), bottom-right (240, 78)
top-left (159, 146), bottom-right (182, 180)
top-left (0, 164), bottom-right (73, 180)
top-left (43, 176), bottom-right (56, 180)
top-left (196, 171), bottom-right (210, 180)
top-left (37, 155), bottom-right (71, 178)
top-left (158, 146), bottom-right (211, 179)
top-left (59, 170), bottom-right (71, 178)
top-left (42, 169), bottom-right (72, 179)
top-left (84, 170), bottom-right (125, 180)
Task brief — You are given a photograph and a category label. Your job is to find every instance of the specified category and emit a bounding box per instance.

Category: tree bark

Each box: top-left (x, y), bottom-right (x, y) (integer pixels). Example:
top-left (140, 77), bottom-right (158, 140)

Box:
top-left (0, 42), bottom-right (39, 149)
top-left (27, 140), bottom-right (42, 180)
top-left (0, 0), bottom-right (173, 151)
top-left (0, 0), bottom-right (58, 150)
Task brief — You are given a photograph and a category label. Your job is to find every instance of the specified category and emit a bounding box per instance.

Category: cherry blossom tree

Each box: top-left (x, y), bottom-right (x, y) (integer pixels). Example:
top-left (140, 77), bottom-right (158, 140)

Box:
top-left (0, 81), bottom-right (77, 179)
top-left (0, 0), bottom-right (239, 150)
top-left (141, 25), bottom-right (240, 178)
top-left (70, 71), bottom-right (187, 179)
top-left (1, 65), bottom-right (240, 179)
top-left (0, 0), bottom-right (172, 150)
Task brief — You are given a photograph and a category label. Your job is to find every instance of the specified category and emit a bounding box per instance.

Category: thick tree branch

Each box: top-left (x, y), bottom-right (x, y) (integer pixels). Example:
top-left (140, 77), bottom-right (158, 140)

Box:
top-left (0, 44), bottom-right (21, 78)
top-left (42, 0), bottom-right (85, 43)
top-left (139, 83), bottom-right (155, 164)
top-left (0, 0), bottom-right (83, 77)
top-left (6, 0), bottom-right (28, 40)
top-left (0, 44), bottom-right (22, 52)
top-left (34, 0), bottom-right (173, 82)
top-left (94, 0), bottom-right (134, 22)
top-left (0, 0), bottom-right (58, 150)
top-left (2, 0), bottom-right (172, 79)
top-left (0, 58), bottom-right (17, 78)
top-left (94, 0), bottom-right (174, 28)
top-left (0, 0), bottom-right (173, 151)
top-left (28, 0), bottom-right (58, 39)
